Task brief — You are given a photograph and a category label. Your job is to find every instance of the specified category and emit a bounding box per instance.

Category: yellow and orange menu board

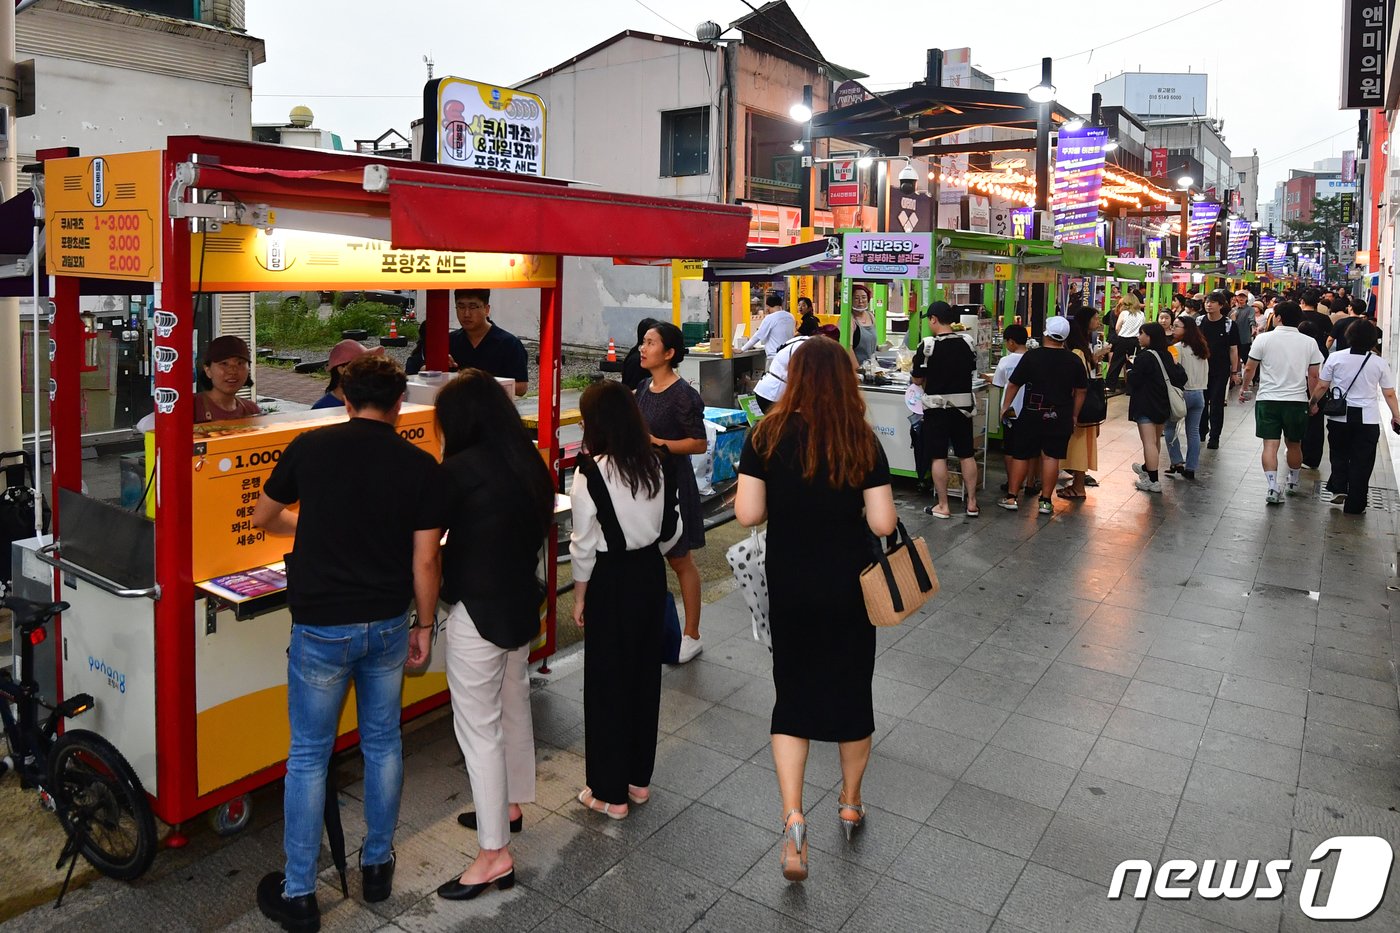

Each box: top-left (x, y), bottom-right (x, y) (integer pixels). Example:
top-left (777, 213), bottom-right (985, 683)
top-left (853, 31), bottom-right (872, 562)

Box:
top-left (45, 150), bottom-right (164, 281)
top-left (191, 406), bottom-right (439, 582)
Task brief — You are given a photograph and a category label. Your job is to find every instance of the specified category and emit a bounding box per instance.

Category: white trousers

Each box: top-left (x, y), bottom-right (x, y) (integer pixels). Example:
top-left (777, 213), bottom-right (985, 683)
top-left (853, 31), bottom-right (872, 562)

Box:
top-left (443, 602), bottom-right (536, 850)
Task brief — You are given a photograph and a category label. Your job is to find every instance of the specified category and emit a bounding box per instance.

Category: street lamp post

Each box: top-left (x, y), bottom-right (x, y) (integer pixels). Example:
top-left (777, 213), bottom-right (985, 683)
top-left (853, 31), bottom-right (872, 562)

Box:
top-left (793, 84), bottom-right (814, 228)
top-left (1031, 57), bottom-right (1053, 328)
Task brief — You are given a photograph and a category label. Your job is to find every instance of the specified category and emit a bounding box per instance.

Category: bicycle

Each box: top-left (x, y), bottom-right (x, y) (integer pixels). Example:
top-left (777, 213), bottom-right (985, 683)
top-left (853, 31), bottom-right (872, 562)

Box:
top-left (0, 597), bottom-right (157, 904)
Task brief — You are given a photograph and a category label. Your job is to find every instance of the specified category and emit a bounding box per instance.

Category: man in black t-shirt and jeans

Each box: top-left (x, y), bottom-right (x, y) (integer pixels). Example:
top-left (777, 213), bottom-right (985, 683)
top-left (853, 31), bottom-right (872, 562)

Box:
top-left (1197, 291), bottom-right (1240, 449)
top-left (253, 355), bottom-right (445, 931)
top-left (1000, 316), bottom-right (1087, 516)
top-left (913, 300), bottom-right (980, 518)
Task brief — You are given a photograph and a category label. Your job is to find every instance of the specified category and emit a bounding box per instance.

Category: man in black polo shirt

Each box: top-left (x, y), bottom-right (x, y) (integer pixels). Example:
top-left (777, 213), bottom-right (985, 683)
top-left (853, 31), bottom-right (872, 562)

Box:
top-left (1197, 291), bottom-right (1240, 449)
top-left (1298, 287), bottom-right (1333, 467)
top-left (406, 289), bottom-right (530, 395)
top-left (253, 355), bottom-right (446, 931)
top-left (912, 300), bottom-right (980, 518)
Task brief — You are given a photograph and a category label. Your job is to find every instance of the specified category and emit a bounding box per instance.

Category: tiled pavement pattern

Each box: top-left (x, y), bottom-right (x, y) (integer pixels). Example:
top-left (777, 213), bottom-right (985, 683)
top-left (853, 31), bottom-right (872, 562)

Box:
top-left (5, 396), bottom-right (1400, 933)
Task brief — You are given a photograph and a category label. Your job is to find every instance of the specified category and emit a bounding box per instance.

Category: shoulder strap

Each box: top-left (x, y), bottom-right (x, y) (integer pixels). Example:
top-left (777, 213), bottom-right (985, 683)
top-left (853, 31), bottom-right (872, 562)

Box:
top-left (1339, 353), bottom-right (1370, 398)
top-left (577, 455), bottom-right (628, 553)
top-left (656, 453), bottom-right (679, 547)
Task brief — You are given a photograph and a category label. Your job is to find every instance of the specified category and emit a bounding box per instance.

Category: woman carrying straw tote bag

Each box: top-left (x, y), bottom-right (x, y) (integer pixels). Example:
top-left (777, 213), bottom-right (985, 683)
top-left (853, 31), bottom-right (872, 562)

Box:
top-left (735, 338), bottom-right (897, 883)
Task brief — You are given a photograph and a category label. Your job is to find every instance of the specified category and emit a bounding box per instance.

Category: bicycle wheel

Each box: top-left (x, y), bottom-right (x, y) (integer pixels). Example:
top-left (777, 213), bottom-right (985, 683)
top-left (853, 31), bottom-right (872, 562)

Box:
top-left (46, 729), bottom-right (157, 880)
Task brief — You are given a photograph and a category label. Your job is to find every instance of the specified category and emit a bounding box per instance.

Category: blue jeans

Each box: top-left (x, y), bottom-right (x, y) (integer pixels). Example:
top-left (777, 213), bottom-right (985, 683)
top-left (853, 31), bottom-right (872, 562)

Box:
top-left (284, 613), bottom-right (409, 897)
top-left (1165, 389), bottom-right (1205, 471)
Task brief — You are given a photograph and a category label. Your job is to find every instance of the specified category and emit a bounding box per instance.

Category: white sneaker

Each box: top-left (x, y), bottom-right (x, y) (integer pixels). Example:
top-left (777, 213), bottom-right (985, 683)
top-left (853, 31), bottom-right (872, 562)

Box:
top-left (1266, 489), bottom-right (1283, 505)
top-left (1131, 462), bottom-right (1147, 479)
top-left (677, 635), bottom-right (703, 664)
top-left (1134, 477), bottom-right (1162, 493)
top-left (1285, 482), bottom-right (1300, 497)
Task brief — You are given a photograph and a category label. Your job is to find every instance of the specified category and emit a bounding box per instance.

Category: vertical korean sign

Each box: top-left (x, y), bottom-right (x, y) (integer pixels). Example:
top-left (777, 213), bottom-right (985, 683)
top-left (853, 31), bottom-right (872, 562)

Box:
top-left (1226, 217), bottom-right (1251, 266)
top-left (45, 151), bottom-right (163, 281)
top-left (1256, 234), bottom-right (1276, 273)
top-left (1051, 126), bottom-right (1109, 245)
top-left (1340, 0), bottom-right (1391, 109)
top-left (423, 76), bottom-right (546, 176)
top-left (1188, 201), bottom-right (1222, 252)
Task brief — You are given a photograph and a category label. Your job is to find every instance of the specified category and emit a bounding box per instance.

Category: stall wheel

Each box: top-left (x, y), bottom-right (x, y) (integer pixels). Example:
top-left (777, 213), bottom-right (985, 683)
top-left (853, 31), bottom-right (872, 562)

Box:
top-left (211, 794), bottom-right (253, 836)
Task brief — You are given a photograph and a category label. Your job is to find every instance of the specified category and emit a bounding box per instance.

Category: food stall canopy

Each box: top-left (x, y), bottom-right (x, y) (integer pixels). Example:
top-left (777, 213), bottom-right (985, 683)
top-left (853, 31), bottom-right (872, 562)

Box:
top-left (168, 138), bottom-right (750, 263)
top-left (701, 237), bottom-right (843, 282)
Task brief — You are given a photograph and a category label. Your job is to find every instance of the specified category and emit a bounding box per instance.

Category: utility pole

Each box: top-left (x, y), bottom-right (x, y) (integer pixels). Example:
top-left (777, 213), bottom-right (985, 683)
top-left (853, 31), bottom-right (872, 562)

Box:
top-left (1031, 57), bottom-right (1052, 331)
top-left (0, 1), bottom-right (20, 464)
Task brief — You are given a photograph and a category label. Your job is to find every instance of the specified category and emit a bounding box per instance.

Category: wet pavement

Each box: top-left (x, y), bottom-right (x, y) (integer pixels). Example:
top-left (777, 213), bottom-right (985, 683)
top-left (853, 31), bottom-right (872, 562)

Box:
top-left (4, 394), bottom-right (1399, 932)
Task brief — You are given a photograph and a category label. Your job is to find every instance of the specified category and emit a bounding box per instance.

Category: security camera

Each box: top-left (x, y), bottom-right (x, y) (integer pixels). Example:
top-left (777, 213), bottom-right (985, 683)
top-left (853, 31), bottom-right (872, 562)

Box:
top-left (898, 161), bottom-right (918, 196)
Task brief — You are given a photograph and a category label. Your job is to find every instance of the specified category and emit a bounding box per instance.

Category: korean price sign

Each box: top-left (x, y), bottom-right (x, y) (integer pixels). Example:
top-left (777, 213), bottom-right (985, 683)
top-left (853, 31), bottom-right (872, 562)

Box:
top-left (425, 76), bottom-right (547, 176)
top-left (45, 151), bottom-right (163, 281)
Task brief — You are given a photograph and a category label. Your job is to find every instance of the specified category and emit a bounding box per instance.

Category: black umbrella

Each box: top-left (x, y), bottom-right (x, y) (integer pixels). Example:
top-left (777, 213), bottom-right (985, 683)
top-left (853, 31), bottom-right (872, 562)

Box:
top-left (324, 756), bottom-right (349, 898)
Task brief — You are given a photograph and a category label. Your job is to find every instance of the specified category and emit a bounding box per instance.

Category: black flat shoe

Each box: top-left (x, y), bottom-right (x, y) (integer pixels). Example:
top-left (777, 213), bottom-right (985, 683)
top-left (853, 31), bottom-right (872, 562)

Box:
top-left (457, 811), bottom-right (523, 833)
top-left (257, 872), bottom-right (321, 933)
top-left (437, 869), bottom-right (516, 901)
top-left (362, 853), bottom-right (395, 903)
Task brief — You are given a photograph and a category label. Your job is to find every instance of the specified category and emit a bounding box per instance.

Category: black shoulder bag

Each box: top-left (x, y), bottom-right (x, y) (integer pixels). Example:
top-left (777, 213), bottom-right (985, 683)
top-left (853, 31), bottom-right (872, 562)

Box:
top-left (1321, 355), bottom-right (1369, 417)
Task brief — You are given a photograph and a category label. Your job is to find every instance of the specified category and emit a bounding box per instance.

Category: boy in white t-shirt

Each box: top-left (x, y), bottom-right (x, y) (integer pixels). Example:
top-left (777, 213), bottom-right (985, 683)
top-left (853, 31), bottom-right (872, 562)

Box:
top-left (986, 324), bottom-right (1037, 500)
top-left (1240, 302), bottom-right (1324, 504)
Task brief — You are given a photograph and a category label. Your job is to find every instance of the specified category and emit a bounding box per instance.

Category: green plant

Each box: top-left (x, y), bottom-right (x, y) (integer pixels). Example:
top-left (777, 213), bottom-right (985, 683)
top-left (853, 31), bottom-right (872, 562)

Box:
top-left (562, 373), bottom-right (597, 390)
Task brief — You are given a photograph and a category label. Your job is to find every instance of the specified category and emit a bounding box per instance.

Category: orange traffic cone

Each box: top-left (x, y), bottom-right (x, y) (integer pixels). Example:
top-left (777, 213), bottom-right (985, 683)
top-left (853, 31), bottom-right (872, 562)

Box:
top-left (607, 338), bottom-right (616, 362)
top-left (388, 319), bottom-right (398, 339)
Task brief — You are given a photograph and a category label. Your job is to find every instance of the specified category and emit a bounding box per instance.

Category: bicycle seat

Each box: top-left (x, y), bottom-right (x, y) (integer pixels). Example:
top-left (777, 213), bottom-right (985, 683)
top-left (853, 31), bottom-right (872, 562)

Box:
top-left (0, 597), bottom-right (69, 632)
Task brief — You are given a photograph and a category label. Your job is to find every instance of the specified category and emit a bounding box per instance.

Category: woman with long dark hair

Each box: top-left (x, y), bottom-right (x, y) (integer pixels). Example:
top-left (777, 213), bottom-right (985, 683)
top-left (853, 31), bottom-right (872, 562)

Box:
top-left (1164, 316), bottom-right (1210, 480)
top-left (736, 338), bottom-right (897, 883)
top-left (1312, 320), bottom-right (1400, 513)
top-left (636, 322), bottom-right (708, 663)
top-left (433, 370), bottom-right (556, 901)
top-left (1057, 307), bottom-right (1107, 499)
top-left (1127, 322), bottom-right (1187, 494)
top-left (571, 381), bottom-right (680, 819)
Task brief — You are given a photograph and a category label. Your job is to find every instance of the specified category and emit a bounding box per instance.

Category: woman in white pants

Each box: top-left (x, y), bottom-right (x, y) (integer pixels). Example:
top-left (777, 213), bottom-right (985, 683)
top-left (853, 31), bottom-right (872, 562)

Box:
top-left (432, 370), bottom-right (556, 901)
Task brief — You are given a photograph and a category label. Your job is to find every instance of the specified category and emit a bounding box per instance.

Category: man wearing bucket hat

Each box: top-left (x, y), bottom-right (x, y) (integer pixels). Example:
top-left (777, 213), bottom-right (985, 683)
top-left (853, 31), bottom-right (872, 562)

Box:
top-left (196, 335), bottom-right (263, 423)
top-left (312, 339), bottom-right (386, 411)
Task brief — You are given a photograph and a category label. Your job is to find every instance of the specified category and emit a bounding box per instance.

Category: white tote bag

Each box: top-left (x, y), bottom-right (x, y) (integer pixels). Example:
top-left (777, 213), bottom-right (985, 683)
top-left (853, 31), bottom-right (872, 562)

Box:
top-left (725, 528), bottom-right (771, 648)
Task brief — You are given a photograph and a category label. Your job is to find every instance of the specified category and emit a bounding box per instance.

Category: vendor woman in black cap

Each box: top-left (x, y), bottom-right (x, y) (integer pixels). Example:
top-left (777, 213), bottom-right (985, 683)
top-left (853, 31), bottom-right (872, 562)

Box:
top-left (196, 335), bottom-right (263, 423)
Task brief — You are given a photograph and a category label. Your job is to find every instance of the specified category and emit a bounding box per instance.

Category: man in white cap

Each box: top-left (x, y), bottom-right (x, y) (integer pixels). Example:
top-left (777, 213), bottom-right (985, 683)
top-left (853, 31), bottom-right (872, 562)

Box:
top-left (999, 316), bottom-right (1087, 516)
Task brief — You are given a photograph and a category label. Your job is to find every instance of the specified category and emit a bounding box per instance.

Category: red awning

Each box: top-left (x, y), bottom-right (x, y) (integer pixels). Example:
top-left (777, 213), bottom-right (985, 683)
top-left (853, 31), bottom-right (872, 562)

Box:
top-left (171, 137), bottom-right (751, 261)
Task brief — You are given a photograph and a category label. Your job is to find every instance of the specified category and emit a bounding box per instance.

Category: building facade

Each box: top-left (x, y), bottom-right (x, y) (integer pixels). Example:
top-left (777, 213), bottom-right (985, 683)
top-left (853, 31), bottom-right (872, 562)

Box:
top-left (1230, 152), bottom-right (1259, 221)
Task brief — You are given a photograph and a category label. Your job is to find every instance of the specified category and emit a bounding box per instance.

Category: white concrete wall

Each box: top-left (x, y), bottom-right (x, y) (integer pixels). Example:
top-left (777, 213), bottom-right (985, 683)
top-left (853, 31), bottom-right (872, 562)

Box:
top-left (521, 36), bottom-right (719, 200)
top-left (486, 257), bottom-right (709, 349)
top-left (16, 55), bottom-right (252, 162)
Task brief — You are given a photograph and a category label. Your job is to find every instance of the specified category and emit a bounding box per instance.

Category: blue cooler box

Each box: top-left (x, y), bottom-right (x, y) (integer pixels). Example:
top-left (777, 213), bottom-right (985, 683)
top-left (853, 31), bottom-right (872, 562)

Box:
top-left (703, 408), bottom-right (748, 484)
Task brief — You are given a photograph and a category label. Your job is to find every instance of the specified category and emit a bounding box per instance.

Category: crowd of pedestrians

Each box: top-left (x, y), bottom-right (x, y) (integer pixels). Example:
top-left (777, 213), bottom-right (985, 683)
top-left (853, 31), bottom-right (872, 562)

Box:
top-left (243, 283), bottom-right (1398, 932)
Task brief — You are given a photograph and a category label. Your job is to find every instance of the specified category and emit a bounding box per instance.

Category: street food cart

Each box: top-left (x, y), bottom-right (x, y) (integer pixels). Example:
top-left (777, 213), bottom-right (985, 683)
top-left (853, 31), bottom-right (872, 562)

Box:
top-left (36, 137), bottom-right (748, 841)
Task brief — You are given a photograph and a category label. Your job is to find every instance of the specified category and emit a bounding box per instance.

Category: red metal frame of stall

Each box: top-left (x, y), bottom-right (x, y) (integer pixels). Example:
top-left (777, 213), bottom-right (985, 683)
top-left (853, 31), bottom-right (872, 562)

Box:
top-left (45, 136), bottom-right (750, 827)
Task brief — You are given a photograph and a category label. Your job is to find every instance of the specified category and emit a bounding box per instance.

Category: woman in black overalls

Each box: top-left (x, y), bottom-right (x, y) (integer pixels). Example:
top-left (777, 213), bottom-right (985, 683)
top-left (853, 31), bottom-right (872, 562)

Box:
top-left (570, 382), bottom-right (680, 818)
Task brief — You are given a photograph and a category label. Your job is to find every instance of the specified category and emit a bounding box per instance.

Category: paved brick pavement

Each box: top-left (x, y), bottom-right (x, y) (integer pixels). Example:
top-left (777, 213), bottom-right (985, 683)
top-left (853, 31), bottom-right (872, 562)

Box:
top-left (5, 395), bottom-right (1400, 932)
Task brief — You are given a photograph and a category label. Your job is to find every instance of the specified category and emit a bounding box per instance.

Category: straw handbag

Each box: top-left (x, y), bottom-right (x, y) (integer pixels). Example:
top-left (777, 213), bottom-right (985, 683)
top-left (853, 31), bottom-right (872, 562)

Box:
top-left (860, 521), bottom-right (939, 627)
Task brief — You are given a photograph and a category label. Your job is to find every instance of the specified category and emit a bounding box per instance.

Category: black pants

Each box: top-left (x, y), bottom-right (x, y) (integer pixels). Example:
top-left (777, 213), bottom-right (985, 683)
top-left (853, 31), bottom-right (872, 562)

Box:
top-left (582, 548), bottom-right (665, 806)
top-left (1105, 337), bottom-right (1135, 389)
top-left (1201, 370), bottom-right (1229, 444)
top-left (1302, 408), bottom-right (1326, 468)
top-left (1325, 419), bottom-right (1380, 514)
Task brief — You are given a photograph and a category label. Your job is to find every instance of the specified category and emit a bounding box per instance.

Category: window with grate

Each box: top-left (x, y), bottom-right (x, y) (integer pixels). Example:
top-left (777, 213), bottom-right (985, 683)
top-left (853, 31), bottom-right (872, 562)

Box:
top-left (660, 107), bottom-right (710, 177)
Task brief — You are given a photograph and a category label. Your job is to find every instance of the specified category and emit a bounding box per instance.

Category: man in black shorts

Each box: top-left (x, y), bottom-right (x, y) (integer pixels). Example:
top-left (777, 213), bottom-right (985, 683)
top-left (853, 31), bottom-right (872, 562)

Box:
top-left (1000, 316), bottom-right (1087, 516)
top-left (913, 300), bottom-right (980, 518)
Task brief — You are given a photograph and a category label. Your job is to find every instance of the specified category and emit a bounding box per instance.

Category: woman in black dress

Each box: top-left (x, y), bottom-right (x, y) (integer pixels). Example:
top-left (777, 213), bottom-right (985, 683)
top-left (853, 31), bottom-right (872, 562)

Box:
top-left (636, 322), bottom-right (709, 664)
top-left (736, 337), bottom-right (897, 883)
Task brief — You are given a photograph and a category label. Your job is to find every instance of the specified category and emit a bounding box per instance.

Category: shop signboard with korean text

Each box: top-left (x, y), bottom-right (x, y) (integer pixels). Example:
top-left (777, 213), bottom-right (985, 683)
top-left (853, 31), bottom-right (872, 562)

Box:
top-left (190, 408), bottom-right (439, 582)
top-left (828, 150), bottom-right (860, 207)
top-left (1257, 234), bottom-right (1276, 273)
top-left (191, 226), bottom-right (557, 291)
top-left (45, 150), bottom-right (163, 281)
top-left (843, 233), bottom-right (932, 281)
top-left (1227, 217), bottom-right (1250, 264)
top-left (1052, 126), bottom-right (1109, 246)
top-left (1188, 201), bottom-right (1222, 251)
top-left (1340, 1), bottom-right (1391, 109)
top-left (423, 76), bottom-right (546, 176)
